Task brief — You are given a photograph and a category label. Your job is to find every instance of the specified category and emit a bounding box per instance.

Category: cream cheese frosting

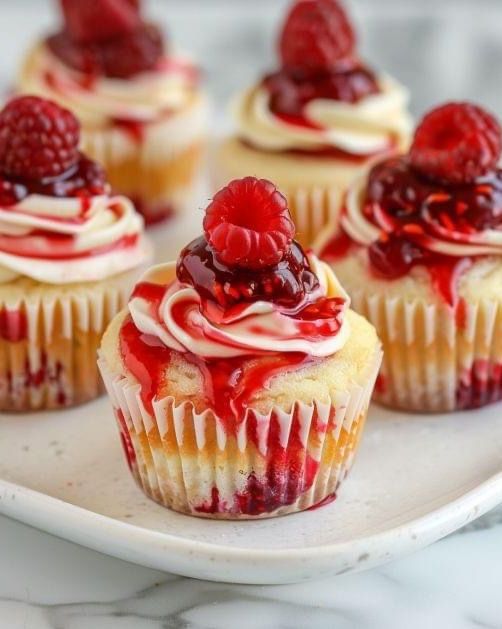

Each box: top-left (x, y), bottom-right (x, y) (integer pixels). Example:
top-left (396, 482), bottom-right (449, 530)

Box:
top-left (233, 75), bottom-right (412, 156)
top-left (128, 254), bottom-right (351, 359)
top-left (18, 42), bottom-right (199, 127)
top-left (342, 170), bottom-right (502, 258)
top-left (0, 193), bottom-right (150, 284)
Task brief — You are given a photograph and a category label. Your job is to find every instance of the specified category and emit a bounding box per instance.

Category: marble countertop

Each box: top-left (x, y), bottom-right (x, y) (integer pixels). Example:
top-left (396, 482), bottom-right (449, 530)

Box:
top-left (1, 508), bottom-right (502, 629)
top-left (1, 1), bottom-right (502, 627)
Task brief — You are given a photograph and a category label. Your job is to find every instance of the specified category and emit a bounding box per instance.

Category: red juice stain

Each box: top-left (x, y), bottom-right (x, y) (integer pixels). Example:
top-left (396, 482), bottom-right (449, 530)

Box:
top-left (0, 309), bottom-right (28, 342)
top-left (115, 408), bottom-right (137, 471)
top-left (319, 229), bottom-right (355, 262)
top-left (307, 492), bottom-right (337, 511)
top-left (112, 118), bottom-right (146, 144)
top-left (457, 360), bottom-right (502, 409)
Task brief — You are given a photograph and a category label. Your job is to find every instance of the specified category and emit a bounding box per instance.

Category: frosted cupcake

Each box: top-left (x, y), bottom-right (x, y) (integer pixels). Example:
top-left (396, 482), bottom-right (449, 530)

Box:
top-left (0, 95), bottom-right (152, 411)
top-left (18, 0), bottom-right (208, 225)
top-left (318, 102), bottom-right (502, 412)
top-left (215, 0), bottom-right (411, 247)
top-left (99, 176), bottom-right (382, 519)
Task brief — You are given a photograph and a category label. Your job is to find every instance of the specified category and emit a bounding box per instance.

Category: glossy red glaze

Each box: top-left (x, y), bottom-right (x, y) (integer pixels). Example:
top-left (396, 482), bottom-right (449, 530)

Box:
top-left (177, 236), bottom-right (320, 309)
top-left (264, 65), bottom-right (380, 116)
top-left (324, 156), bottom-right (502, 307)
top-left (0, 155), bottom-right (106, 208)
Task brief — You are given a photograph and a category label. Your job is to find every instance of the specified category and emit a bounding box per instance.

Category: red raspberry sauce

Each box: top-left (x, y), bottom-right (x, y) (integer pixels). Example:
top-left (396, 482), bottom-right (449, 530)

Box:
top-left (321, 156), bottom-right (502, 308)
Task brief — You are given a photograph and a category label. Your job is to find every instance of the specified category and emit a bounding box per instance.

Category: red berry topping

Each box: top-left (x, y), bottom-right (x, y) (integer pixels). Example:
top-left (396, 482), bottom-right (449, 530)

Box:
top-left (48, 24), bottom-right (164, 79)
top-left (60, 0), bottom-right (140, 44)
top-left (279, 0), bottom-right (356, 73)
top-left (203, 178), bottom-right (295, 270)
top-left (368, 235), bottom-right (425, 279)
top-left (410, 102), bottom-right (502, 185)
top-left (100, 23), bottom-right (164, 79)
top-left (0, 96), bottom-right (80, 180)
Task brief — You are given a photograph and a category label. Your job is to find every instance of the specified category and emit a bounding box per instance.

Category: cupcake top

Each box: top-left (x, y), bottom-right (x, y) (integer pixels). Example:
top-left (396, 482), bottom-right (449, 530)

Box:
top-left (320, 101), bottom-right (502, 306)
top-left (19, 0), bottom-right (200, 127)
top-left (233, 0), bottom-right (411, 158)
top-left (114, 177), bottom-right (359, 418)
top-left (0, 95), bottom-right (149, 284)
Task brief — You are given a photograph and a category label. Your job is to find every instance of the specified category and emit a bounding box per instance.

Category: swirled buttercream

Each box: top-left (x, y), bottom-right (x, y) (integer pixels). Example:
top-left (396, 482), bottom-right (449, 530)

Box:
top-left (18, 42), bottom-right (199, 126)
top-left (0, 193), bottom-right (150, 283)
top-left (128, 254), bottom-right (351, 359)
top-left (233, 75), bottom-right (411, 156)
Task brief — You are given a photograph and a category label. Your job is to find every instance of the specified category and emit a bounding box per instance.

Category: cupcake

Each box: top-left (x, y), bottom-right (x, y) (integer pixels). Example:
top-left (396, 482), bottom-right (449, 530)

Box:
top-left (317, 102), bottom-right (502, 413)
top-left (98, 176), bottom-right (382, 519)
top-left (215, 0), bottom-right (411, 248)
top-left (0, 95), bottom-right (152, 411)
top-left (17, 0), bottom-right (208, 225)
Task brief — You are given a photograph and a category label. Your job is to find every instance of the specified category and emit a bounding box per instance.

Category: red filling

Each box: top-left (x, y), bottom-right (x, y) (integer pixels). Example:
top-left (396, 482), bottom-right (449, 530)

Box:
top-left (0, 154), bottom-right (106, 208)
top-left (257, 65), bottom-right (385, 159)
top-left (176, 236), bottom-right (321, 309)
top-left (265, 64), bottom-right (380, 115)
top-left (322, 156), bottom-right (502, 307)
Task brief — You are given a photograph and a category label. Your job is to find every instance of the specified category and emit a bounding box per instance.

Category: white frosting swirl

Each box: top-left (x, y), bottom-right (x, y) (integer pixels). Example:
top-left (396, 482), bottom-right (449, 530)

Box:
top-left (0, 193), bottom-right (151, 284)
top-left (342, 170), bottom-right (502, 257)
top-left (18, 42), bottom-right (199, 127)
top-left (129, 255), bottom-right (351, 359)
top-left (233, 75), bottom-right (412, 156)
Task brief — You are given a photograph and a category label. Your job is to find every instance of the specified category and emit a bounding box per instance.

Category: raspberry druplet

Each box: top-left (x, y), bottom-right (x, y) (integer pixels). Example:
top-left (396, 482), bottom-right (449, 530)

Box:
top-left (203, 177), bottom-right (296, 270)
top-left (60, 0), bottom-right (141, 44)
top-left (0, 96), bottom-right (80, 180)
top-left (409, 102), bottom-right (502, 185)
top-left (279, 0), bottom-right (356, 73)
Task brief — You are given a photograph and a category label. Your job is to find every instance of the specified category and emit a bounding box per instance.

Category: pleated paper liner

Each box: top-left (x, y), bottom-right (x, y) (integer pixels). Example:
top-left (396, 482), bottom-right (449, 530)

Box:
top-left (349, 289), bottom-right (502, 412)
top-left (0, 269), bottom-right (141, 412)
top-left (81, 96), bottom-right (209, 224)
top-left (98, 345), bottom-right (382, 520)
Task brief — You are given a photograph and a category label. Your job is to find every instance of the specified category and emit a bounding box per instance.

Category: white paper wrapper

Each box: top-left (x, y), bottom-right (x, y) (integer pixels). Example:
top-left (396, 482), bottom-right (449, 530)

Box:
top-left (82, 95), bottom-right (209, 223)
top-left (350, 289), bottom-right (502, 412)
top-left (0, 269), bottom-right (142, 412)
top-left (98, 345), bottom-right (382, 520)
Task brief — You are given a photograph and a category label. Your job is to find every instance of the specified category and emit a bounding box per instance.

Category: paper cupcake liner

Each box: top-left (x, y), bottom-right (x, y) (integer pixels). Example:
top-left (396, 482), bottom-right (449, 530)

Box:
top-left (98, 345), bottom-right (382, 520)
top-left (350, 289), bottom-right (502, 412)
top-left (0, 270), bottom-right (141, 412)
top-left (82, 97), bottom-right (208, 224)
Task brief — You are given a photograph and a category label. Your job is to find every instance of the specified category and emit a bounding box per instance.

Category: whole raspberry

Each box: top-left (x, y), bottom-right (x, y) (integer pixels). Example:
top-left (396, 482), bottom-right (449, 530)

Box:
top-left (101, 23), bottom-right (164, 79)
top-left (203, 178), bottom-right (296, 270)
top-left (279, 0), bottom-right (356, 73)
top-left (60, 0), bottom-right (140, 44)
top-left (409, 102), bottom-right (502, 185)
top-left (0, 96), bottom-right (80, 181)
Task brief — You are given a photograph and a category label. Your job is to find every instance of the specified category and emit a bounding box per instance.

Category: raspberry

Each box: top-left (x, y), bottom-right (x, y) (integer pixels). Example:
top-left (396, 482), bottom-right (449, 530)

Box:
top-left (279, 0), bottom-right (356, 73)
top-left (101, 23), bottom-right (164, 78)
top-left (60, 0), bottom-right (140, 44)
top-left (203, 178), bottom-right (296, 270)
top-left (0, 96), bottom-right (80, 181)
top-left (410, 102), bottom-right (502, 185)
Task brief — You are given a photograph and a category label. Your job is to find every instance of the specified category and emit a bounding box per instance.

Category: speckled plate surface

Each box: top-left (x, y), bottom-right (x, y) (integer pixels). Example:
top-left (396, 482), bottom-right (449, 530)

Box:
top-left (0, 383), bottom-right (501, 584)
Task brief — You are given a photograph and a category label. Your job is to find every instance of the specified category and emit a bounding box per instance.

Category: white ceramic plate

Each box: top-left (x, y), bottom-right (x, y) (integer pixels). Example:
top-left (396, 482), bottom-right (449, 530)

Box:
top-left (0, 396), bottom-right (501, 584)
top-left (0, 214), bottom-right (501, 584)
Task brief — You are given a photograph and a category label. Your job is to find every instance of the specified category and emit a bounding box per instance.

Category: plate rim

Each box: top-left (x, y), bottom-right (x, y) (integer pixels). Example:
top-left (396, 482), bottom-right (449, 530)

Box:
top-left (1, 470), bottom-right (501, 584)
